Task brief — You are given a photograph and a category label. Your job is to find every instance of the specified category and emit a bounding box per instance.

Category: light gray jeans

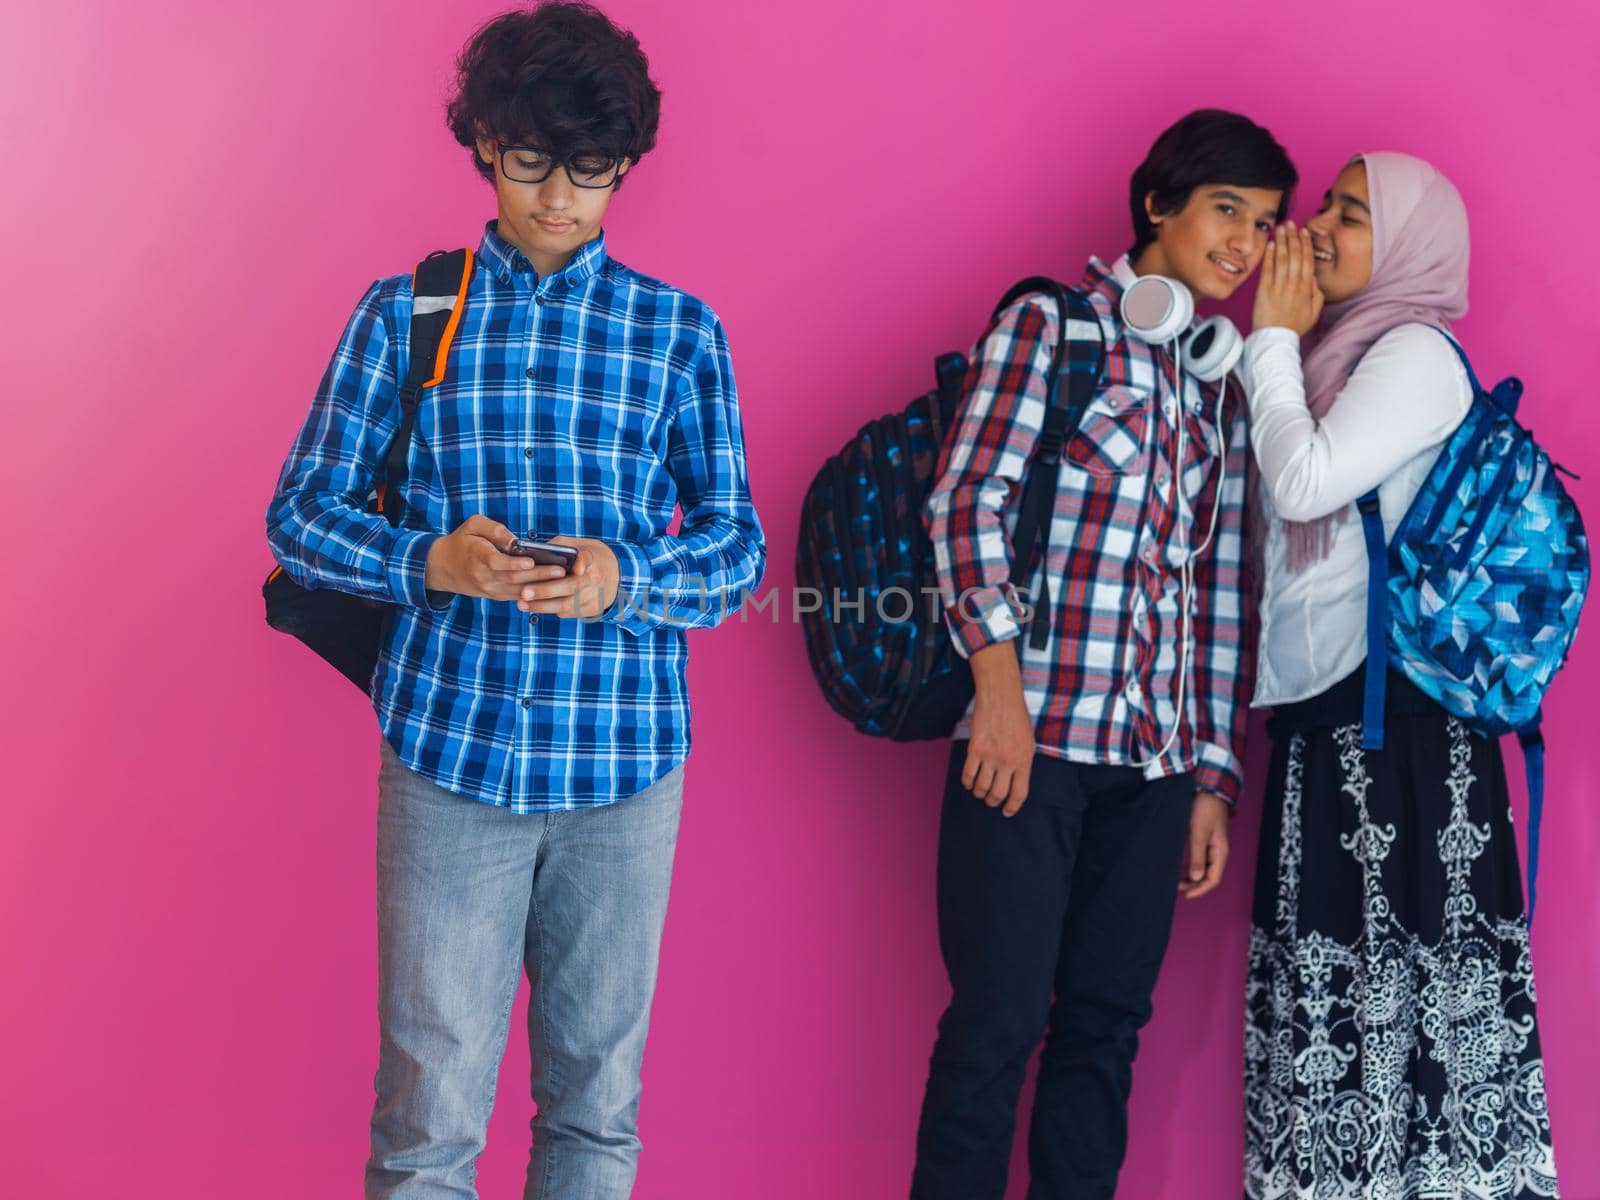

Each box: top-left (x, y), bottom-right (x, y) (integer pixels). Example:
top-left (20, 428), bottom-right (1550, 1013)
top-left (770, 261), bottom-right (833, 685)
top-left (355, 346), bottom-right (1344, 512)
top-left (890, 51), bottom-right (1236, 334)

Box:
top-left (366, 738), bottom-right (686, 1199)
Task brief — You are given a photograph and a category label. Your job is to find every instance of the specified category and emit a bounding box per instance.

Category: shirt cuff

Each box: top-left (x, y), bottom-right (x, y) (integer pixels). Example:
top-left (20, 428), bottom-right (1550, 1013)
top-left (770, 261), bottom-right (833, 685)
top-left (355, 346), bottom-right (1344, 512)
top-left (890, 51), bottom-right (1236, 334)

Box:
top-left (602, 540), bottom-right (655, 633)
top-left (386, 529), bottom-right (452, 612)
top-left (1193, 746), bottom-right (1243, 809)
top-left (944, 582), bottom-right (1027, 658)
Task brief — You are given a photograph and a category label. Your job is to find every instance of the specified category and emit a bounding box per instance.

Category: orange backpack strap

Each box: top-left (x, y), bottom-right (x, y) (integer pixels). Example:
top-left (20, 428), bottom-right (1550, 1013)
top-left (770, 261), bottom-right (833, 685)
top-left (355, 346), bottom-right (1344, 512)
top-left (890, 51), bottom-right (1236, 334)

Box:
top-left (378, 248), bottom-right (474, 523)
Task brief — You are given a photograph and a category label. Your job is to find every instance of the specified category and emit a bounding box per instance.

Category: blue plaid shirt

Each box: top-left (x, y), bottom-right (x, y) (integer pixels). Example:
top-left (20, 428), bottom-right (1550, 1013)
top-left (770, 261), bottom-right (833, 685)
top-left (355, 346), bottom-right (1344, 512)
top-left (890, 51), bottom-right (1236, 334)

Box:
top-left (267, 223), bottom-right (765, 810)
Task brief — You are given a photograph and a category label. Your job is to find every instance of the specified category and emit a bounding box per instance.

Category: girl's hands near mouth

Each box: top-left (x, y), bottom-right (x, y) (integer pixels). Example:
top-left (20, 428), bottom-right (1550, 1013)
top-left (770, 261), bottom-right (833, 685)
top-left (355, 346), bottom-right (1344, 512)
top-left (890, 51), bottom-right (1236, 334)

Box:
top-left (1253, 222), bottom-right (1324, 337)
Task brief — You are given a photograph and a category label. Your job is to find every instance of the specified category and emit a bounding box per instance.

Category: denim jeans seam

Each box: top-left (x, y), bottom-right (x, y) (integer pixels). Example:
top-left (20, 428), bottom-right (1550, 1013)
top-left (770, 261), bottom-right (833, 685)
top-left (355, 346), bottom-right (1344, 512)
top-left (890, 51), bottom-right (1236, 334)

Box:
top-left (481, 943), bottom-right (521, 1143)
top-left (533, 826), bottom-right (559, 1198)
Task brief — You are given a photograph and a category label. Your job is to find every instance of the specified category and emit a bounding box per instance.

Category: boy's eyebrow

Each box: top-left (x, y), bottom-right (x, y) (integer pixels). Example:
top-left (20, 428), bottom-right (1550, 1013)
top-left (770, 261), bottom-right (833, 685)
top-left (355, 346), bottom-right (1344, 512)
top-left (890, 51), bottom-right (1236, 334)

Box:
top-left (1207, 187), bottom-right (1277, 216)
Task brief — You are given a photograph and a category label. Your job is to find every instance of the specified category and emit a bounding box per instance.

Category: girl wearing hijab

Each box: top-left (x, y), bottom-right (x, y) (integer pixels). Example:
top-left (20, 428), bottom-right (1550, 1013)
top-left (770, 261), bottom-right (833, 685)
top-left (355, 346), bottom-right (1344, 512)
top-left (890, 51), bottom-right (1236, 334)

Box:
top-left (1239, 153), bottom-right (1559, 1198)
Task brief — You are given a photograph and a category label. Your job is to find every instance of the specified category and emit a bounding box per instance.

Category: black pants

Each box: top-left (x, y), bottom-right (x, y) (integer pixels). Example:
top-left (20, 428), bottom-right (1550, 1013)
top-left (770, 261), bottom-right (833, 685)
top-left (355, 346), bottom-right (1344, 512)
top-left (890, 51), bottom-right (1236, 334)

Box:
top-left (911, 742), bottom-right (1193, 1200)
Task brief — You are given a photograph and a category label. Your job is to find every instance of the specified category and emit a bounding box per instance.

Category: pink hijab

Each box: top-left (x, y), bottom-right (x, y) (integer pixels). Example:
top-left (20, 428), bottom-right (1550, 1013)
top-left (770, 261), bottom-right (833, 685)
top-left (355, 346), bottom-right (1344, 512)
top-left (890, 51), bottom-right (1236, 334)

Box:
top-left (1284, 151), bottom-right (1472, 570)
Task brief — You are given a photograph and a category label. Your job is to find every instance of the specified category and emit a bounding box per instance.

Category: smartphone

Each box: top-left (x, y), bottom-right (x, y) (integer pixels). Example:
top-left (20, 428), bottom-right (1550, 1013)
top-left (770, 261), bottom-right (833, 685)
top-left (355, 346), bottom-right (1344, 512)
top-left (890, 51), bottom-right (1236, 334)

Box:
top-left (503, 537), bottom-right (579, 571)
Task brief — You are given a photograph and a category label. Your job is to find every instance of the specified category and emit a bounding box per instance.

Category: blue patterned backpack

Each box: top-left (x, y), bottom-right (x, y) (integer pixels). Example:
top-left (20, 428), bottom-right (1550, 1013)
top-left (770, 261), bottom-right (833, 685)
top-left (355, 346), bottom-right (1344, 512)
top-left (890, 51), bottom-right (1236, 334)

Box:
top-left (1357, 333), bottom-right (1589, 917)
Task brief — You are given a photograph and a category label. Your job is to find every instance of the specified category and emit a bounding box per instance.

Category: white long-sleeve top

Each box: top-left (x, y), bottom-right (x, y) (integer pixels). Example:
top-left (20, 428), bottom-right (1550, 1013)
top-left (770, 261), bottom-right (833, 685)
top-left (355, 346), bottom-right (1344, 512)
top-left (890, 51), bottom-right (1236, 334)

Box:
top-left (1241, 323), bottom-right (1473, 706)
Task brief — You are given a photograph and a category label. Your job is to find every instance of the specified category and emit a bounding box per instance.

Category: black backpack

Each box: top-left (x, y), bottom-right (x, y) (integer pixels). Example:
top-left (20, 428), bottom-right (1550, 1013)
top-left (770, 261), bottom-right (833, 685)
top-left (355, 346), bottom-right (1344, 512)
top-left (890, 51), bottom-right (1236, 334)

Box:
top-left (796, 277), bottom-right (1106, 739)
top-left (263, 248), bottom-right (474, 690)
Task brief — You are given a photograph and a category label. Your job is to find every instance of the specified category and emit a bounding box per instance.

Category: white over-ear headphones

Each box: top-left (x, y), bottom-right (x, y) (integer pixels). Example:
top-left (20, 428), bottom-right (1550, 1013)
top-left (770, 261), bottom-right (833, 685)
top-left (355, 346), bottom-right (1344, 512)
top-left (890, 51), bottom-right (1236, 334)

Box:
top-left (1118, 274), bottom-right (1242, 381)
top-left (1113, 272), bottom-right (1239, 767)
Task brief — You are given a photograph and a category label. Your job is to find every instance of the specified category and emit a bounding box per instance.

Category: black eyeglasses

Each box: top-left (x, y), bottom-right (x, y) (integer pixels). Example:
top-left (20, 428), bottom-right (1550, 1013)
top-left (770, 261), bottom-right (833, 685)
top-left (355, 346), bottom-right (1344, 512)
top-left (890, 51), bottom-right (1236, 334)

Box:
top-left (497, 144), bottom-right (624, 189)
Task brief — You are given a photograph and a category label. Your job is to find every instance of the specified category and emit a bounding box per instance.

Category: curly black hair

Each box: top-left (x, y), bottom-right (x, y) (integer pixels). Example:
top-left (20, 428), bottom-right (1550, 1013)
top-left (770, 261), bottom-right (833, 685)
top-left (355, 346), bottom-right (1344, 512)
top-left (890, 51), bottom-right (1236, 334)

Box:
top-left (1128, 110), bottom-right (1298, 257)
top-left (446, 2), bottom-right (662, 187)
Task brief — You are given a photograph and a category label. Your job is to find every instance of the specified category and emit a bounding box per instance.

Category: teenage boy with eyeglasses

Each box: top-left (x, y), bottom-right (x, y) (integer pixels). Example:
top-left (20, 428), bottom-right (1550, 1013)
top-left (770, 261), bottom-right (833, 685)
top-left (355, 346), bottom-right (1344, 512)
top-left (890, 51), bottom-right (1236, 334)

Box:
top-left (911, 110), bottom-right (1296, 1199)
top-left (265, 4), bottom-right (764, 1195)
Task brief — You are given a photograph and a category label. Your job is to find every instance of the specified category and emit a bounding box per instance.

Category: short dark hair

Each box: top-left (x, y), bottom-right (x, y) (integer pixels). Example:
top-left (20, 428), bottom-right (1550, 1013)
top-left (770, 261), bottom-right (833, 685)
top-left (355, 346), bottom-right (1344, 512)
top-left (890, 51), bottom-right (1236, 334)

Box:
top-left (446, 2), bottom-right (662, 187)
top-left (1128, 109), bottom-right (1297, 257)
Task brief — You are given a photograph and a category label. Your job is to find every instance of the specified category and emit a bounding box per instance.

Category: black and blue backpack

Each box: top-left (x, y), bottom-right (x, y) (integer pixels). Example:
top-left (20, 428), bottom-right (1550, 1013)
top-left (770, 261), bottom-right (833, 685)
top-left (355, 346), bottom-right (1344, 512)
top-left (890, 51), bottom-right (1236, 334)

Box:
top-left (263, 248), bottom-right (475, 690)
top-left (1357, 332), bottom-right (1589, 917)
top-left (796, 278), bottom-right (1106, 740)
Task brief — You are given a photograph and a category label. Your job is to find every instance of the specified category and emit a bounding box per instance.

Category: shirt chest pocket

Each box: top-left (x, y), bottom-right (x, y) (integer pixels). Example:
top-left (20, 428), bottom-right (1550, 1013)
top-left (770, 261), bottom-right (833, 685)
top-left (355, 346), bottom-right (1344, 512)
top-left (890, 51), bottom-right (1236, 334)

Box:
top-left (1064, 387), bottom-right (1148, 478)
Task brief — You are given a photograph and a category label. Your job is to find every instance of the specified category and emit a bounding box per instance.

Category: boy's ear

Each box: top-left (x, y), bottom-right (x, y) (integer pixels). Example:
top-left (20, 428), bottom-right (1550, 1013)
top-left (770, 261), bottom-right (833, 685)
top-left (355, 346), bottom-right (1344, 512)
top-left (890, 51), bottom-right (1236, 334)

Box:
top-left (476, 136), bottom-right (496, 166)
top-left (1143, 189), bottom-right (1163, 226)
top-left (617, 158), bottom-right (633, 180)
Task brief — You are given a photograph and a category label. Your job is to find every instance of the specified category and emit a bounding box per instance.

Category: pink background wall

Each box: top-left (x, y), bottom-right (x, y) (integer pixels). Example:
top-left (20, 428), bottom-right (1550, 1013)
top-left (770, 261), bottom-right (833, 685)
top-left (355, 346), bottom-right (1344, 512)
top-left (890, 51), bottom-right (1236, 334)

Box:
top-left (4, 0), bottom-right (1598, 1195)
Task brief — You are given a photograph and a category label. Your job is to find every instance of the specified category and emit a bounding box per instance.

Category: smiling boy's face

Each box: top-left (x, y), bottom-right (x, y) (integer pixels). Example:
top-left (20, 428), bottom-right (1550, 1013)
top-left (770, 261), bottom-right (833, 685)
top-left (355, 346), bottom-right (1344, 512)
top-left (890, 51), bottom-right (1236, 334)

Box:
top-left (1135, 183), bottom-right (1284, 301)
top-left (475, 136), bottom-right (630, 277)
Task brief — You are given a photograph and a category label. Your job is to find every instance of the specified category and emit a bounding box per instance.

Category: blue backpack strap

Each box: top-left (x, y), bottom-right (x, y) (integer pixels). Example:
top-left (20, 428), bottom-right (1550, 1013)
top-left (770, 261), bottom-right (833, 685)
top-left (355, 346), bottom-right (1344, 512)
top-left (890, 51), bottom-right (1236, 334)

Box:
top-left (1413, 331), bottom-right (1525, 547)
top-left (1429, 326), bottom-right (1523, 415)
top-left (1431, 327), bottom-right (1484, 394)
top-left (1421, 329), bottom-right (1543, 922)
top-left (1518, 714), bottom-right (1545, 923)
top-left (1356, 489), bottom-right (1388, 750)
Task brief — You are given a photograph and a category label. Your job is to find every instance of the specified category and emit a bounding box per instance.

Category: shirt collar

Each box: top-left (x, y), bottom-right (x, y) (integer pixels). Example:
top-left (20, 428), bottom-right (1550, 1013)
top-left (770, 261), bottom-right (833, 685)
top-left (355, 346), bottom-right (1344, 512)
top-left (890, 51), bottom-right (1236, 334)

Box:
top-left (477, 220), bottom-right (608, 288)
top-left (1081, 253), bottom-right (1136, 302)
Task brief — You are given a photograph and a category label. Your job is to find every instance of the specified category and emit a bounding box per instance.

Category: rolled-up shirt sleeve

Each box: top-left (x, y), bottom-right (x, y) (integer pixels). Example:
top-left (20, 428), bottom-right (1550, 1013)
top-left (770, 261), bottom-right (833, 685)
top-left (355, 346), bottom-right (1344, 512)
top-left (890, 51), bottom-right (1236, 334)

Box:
top-left (924, 297), bottom-right (1058, 657)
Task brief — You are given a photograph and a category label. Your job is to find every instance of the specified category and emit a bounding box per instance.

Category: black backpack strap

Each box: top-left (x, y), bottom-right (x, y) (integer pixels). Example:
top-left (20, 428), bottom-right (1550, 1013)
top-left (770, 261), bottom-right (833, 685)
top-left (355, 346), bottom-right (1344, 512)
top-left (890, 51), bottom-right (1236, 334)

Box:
top-left (995, 278), bottom-right (1107, 649)
top-left (933, 351), bottom-right (969, 406)
top-left (380, 248), bottom-right (474, 525)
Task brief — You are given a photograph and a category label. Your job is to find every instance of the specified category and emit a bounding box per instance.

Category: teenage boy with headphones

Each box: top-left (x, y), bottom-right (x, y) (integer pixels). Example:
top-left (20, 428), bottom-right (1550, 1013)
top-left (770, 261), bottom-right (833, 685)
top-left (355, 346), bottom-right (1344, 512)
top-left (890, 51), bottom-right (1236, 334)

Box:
top-left (264, 4), bottom-right (763, 1196)
top-left (911, 110), bottom-right (1296, 1199)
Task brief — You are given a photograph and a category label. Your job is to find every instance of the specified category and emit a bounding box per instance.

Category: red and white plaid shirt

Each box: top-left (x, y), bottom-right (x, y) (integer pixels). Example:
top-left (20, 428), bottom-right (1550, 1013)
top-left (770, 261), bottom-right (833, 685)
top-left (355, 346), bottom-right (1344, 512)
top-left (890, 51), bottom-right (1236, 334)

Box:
top-left (925, 255), bottom-right (1251, 803)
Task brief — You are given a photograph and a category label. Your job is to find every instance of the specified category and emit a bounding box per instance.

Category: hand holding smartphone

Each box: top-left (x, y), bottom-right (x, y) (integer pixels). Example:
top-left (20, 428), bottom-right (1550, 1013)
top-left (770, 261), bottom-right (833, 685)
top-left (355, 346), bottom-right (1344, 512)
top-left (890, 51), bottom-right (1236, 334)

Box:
top-left (503, 537), bottom-right (579, 573)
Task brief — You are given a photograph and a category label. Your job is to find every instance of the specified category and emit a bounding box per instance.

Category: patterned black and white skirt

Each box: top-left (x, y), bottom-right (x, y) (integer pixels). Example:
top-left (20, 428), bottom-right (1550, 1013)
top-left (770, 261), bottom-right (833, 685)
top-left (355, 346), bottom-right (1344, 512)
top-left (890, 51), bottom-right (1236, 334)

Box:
top-left (1245, 668), bottom-right (1558, 1199)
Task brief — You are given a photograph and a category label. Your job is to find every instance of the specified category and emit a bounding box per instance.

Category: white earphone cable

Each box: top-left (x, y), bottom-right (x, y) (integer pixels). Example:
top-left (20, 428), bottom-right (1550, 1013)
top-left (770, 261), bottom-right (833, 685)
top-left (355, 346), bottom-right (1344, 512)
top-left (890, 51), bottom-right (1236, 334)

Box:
top-left (1128, 346), bottom-right (1228, 769)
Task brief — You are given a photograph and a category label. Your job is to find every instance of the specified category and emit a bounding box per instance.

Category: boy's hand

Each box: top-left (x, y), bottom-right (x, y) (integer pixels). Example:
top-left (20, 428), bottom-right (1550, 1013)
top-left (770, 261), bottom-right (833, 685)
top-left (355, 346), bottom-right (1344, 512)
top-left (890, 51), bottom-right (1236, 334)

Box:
top-left (424, 515), bottom-right (560, 600)
top-left (962, 642), bottom-right (1035, 817)
top-left (517, 536), bottom-right (621, 618)
top-left (1252, 222), bottom-right (1324, 336)
top-left (1179, 790), bottom-right (1231, 900)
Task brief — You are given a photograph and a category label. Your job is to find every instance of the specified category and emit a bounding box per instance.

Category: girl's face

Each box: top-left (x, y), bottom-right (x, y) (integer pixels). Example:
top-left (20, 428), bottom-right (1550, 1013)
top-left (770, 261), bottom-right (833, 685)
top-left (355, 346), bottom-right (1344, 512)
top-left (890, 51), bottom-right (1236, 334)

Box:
top-left (1305, 161), bottom-right (1374, 304)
